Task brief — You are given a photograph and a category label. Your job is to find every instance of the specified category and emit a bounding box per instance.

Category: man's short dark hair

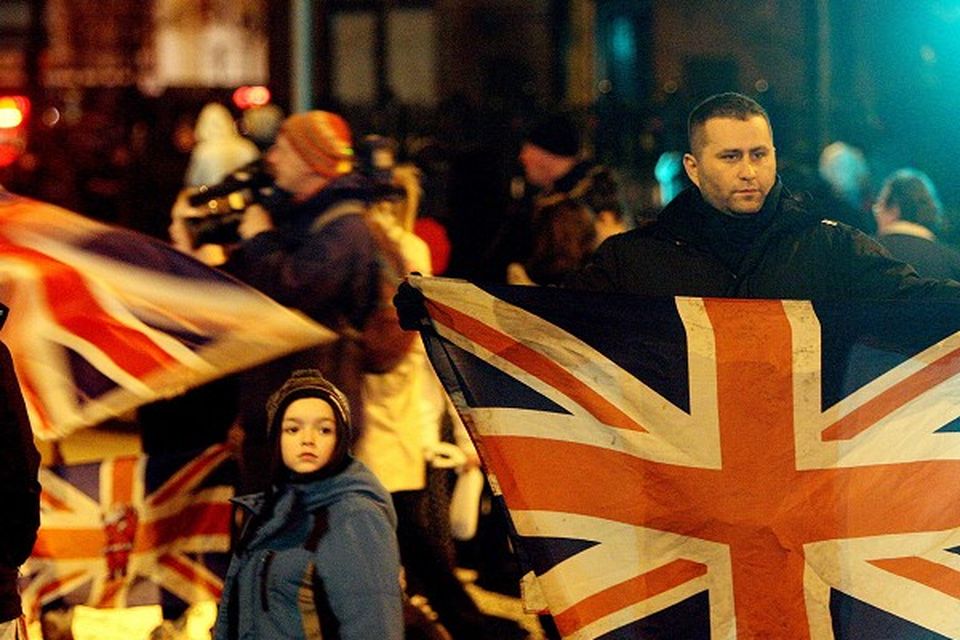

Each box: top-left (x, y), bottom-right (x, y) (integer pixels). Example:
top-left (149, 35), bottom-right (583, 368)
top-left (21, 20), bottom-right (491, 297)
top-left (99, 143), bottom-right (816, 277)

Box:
top-left (687, 92), bottom-right (771, 155)
top-left (525, 112), bottom-right (581, 157)
top-left (881, 168), bottom-right (943, 231)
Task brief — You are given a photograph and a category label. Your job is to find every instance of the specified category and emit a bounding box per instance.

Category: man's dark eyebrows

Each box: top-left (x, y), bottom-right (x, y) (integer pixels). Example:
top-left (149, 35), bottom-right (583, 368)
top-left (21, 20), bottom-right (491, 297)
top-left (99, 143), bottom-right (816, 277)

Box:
top-left (709, 144), bottom-right (770, 156)
top-left (733, 144), bottom-right (772, 154)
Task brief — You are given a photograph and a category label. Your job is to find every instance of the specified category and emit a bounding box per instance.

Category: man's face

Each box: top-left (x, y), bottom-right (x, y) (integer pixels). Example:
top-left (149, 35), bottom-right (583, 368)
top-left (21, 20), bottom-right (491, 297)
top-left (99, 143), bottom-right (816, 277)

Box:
top-left (683, 115), bottom-right (776, 215)
top-left (519, 142), bottom-right (560, 188)
top-left (265, 133), bottom-right (317, 196)
top-left (872, 184), bottom-right (898, 229)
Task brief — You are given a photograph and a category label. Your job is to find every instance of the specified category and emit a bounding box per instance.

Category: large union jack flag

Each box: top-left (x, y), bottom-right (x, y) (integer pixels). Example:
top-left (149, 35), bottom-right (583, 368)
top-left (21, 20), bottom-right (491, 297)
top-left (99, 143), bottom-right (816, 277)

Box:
top-left (0, 190), bottom-right (334, 440)
top-left (406, 276), bottom-right (960, 639)
top-left (20, 443), bottom-right (235, 621)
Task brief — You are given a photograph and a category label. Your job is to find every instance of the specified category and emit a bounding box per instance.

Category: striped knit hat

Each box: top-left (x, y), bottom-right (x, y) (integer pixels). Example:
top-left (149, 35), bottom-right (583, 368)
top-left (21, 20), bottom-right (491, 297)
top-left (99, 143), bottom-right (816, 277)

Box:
top-left (279, 111), bottom-right (355, 178)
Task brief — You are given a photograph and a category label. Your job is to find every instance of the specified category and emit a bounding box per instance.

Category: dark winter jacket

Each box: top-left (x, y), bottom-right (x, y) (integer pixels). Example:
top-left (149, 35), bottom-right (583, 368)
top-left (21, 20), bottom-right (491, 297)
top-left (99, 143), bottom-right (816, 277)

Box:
top-left (0, 340), bottom-right (40, 622)
top-left (875, 223), bottom-right (960, 282)
top-left (568, 185), bottom-right (960, 301)
top-left (213, 459), bottom-right (403, 640)
top-left (485, 160), bottom-right (622, 284)
top-left (225, 173), bottom-right (380, 330)
top-left (224, 176), bottom-right (382, 490)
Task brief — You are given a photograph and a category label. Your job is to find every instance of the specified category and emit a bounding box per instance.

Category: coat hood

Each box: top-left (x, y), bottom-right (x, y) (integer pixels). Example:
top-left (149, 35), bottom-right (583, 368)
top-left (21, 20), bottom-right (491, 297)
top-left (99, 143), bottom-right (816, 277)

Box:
top-left (232, 458), bottom-right (397, 546)
top-left (194, 103), bottom-right (242, 143)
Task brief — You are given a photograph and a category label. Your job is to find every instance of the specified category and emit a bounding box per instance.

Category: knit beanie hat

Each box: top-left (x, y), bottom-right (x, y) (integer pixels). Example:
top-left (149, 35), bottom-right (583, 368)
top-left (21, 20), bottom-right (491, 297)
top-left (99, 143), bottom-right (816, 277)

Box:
top-left (525, 113), bottom-right (581, 157)
top-left (279, 111), bottom-right (355, 178)
top-left (267, 369), bottom-right (352, 439)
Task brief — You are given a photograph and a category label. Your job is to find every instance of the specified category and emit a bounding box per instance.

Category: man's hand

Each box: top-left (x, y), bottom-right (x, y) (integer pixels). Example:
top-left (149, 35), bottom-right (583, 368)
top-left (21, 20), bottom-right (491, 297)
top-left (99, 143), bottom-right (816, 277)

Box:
top-left (393, 279), bottom-right (430, 330)
top-left (238, 203), bottom-right (274, 239)
top-left (168, 189), bottom-right (201, 253)
top-left (168, 189), bottom-right (227, 266)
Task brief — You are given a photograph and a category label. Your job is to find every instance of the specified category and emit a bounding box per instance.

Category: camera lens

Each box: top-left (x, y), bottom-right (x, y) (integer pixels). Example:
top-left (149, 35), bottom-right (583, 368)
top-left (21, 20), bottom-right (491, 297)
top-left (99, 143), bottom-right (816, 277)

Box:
top-left (183, 212), bottom-right (244, 248)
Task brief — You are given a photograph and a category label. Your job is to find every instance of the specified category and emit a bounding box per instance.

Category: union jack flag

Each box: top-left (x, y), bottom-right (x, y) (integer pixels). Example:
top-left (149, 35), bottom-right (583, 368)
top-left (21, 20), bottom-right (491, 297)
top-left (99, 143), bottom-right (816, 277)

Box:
top-left (0, 190), bottom-right (334, 440)
top-left (406, 276), bottom-right (960, 639)
top-left (20, 443), bottom-right (235, 621)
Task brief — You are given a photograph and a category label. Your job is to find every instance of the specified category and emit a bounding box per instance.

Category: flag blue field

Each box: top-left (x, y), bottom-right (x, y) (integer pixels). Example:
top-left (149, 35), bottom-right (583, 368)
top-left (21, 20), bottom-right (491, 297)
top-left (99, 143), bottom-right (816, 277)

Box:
top-left (407, 276), bottom-right (960, 639)
top-left (0, 190), bottom-right (333, 440)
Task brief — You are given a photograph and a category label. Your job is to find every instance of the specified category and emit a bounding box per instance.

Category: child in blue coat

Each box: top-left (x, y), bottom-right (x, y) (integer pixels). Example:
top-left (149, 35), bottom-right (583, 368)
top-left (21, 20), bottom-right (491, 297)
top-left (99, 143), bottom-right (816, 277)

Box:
top-left (214, 369), bottom-right (403, 639)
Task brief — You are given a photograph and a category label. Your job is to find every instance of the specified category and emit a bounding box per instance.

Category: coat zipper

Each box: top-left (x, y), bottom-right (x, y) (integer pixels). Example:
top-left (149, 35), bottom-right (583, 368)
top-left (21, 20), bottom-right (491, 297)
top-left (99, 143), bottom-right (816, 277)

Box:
top-left (259, 551), bottom-right (275, 612)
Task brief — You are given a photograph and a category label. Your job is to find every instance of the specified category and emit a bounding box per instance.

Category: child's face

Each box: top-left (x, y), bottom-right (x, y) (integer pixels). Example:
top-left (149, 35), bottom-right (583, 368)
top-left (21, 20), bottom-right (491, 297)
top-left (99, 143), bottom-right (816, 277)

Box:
top-left (279, 397), bottom-right (338, 474)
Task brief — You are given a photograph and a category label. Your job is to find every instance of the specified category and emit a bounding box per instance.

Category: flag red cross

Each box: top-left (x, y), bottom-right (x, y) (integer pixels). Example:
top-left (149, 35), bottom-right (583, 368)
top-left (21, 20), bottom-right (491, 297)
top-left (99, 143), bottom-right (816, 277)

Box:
top-left (425, 291), bottom-right (960, 638)
top-left (0, 195), bottom-right (332, 440)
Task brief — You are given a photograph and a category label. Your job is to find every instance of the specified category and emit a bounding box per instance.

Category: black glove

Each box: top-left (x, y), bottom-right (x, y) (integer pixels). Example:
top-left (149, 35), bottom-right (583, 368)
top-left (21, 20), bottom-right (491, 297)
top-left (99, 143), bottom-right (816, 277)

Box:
top-left (393, 279), bottom-right (430, 331)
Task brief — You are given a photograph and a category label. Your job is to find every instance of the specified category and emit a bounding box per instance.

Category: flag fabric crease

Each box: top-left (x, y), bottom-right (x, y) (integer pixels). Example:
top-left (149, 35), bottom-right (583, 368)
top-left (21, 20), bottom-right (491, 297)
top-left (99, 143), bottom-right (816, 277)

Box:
top-left (406, 275), bottom-right (960, 639)
top-left (0, 191), bottom-right (334, 440)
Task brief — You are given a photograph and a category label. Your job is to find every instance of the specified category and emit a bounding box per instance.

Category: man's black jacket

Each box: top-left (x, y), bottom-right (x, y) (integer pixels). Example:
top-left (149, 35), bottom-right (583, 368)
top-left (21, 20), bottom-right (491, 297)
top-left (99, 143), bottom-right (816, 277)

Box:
top-left (568, 186), bottom-right (960, 301)
top-left (0, 340), bottom-right (40, 622)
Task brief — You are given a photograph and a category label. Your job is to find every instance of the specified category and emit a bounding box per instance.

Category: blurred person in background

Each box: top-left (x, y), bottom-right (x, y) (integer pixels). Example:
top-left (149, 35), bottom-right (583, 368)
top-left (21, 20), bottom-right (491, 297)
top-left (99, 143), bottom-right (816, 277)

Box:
top-left (818, 140), bottom-right (875, 233)
top-left (494, 111), bottom-right (627, 285)
top-left (185, 102), bottom-right (260, 189)
top-left (872, 167), bottom-right (960, 280)
top-left (518, 112), bottom-right (627, 235)
top-left (506, 199), bottom-right (597, 286)
top-left (171, 102), bottom-right (261, 266)
top-left (169, 110), bottom-right (382, 494)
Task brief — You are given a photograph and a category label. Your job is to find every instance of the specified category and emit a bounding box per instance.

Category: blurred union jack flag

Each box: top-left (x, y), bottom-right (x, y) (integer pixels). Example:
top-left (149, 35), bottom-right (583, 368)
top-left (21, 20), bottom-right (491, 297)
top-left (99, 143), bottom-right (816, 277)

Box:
top-left (406, 276), bottom-right (960, 639)
top-left (21, 443), bottom-right (235, 620)
top-left (0, 190), bottom-right (334, 440)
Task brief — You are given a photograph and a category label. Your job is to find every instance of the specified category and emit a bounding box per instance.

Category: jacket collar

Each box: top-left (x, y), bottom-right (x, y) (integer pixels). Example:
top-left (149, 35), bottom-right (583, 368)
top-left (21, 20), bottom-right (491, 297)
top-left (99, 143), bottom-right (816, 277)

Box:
top-left (878, 219), bottom-right (936, 240)
top-left (658, 179), bottom-right (822, 241)
top-left (274, 173), bottom-right (374, 225)
top-left (656, 179), bottom-right (829, 277)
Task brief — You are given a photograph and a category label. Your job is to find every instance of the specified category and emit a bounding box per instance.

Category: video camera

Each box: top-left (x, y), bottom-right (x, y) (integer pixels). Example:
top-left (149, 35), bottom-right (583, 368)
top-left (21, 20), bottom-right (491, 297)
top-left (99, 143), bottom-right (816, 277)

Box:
top-left (182, 137), bottom-right (403, 248)
top-left (182, 159), bottom-right (282, 248)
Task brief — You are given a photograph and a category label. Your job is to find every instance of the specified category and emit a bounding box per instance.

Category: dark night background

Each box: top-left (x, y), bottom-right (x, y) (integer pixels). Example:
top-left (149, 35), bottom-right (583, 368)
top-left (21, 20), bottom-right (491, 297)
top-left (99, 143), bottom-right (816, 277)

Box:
top-left (2, 0), bottom-right (960, 245)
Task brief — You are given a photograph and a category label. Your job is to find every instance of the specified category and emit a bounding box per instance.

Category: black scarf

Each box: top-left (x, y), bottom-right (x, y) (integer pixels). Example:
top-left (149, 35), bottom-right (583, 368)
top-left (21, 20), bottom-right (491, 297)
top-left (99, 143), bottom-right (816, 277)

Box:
top-left (697, 180), bottom-right (783, 273)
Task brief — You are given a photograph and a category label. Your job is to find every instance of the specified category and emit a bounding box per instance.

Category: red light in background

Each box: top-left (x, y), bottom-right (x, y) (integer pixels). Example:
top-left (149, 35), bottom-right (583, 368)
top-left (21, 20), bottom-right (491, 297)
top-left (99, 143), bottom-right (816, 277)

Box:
top-left (232, 86), bottom-right (271, 110)
top-left (0, 96), bottom-right (29, 129)
top-left (0, 96), bottom-right (30, 167)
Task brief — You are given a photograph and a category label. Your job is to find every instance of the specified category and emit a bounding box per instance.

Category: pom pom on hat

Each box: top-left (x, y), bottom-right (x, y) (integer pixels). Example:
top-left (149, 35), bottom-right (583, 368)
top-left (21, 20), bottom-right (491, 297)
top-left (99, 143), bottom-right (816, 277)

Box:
top-left (279, 111), bottom-right (355, 178)
top-left (525, 113), bottom-right (581, 158)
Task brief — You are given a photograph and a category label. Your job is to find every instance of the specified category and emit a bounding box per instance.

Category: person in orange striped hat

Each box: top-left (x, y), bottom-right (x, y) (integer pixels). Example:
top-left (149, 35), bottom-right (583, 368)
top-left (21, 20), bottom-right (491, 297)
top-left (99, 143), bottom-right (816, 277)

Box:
top-left (260, 110), bottom-right (355, 203)
top-left (213, 110), bottom-right (384, 496)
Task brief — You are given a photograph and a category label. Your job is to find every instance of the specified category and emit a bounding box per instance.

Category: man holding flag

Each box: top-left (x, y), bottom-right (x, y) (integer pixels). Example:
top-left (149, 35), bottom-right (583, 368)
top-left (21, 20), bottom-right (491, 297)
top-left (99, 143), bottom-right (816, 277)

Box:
top-left (563, 92), bottom-right (960, 637)
top-left (397, 92), bottom-right (960, 638)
